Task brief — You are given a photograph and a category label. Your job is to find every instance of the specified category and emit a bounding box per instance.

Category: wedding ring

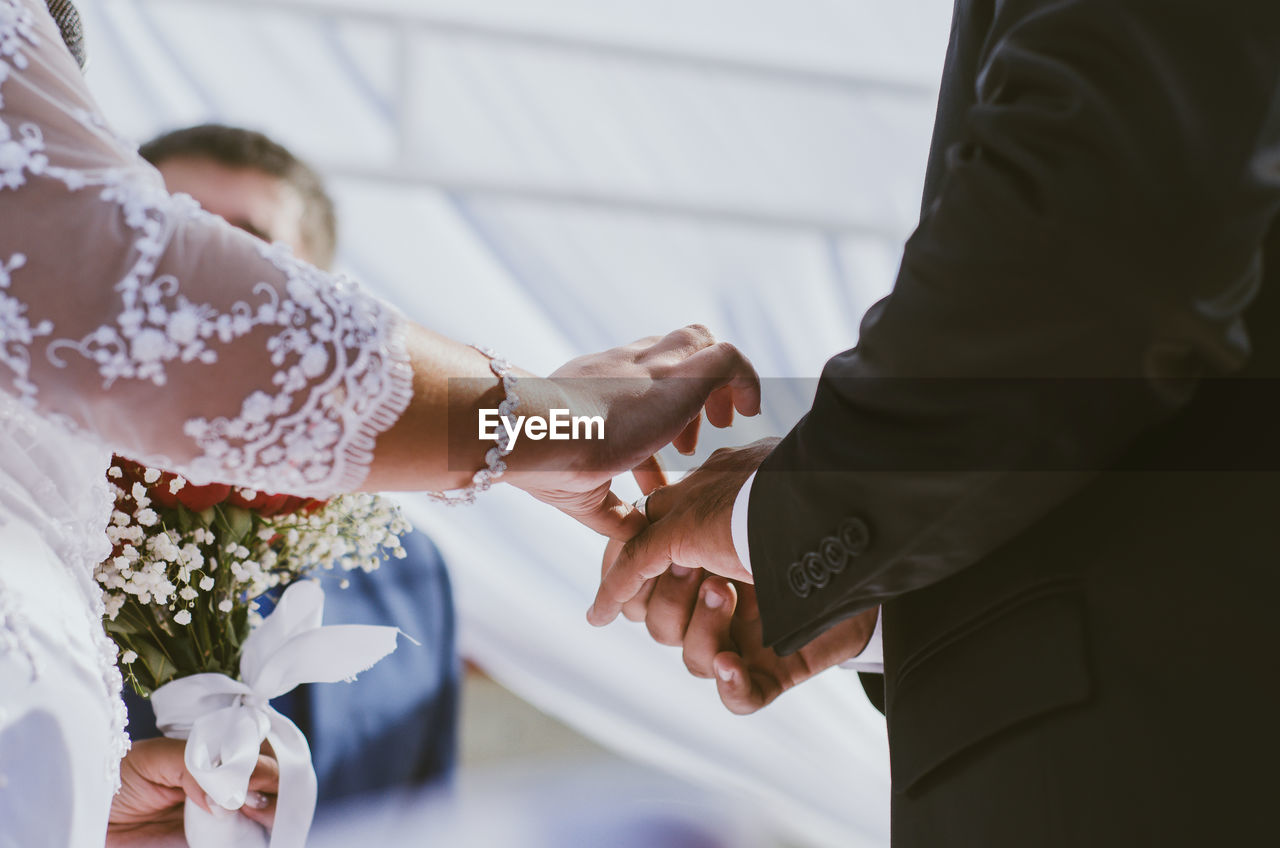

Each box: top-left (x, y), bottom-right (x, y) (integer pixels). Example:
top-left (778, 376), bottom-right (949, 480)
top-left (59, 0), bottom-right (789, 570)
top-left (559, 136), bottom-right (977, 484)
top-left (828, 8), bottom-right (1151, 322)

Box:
top-left (632, 493), bottom-right (650, 520)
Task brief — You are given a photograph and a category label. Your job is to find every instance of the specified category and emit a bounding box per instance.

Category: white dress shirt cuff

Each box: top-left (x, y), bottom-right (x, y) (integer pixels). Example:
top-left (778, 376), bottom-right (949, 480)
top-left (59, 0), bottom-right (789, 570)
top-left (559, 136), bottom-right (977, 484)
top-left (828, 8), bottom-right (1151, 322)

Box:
top-left (839, 611), bottom-right (884, 674)
top-left (731, 471), bottom-right (884, 673)
top-left (729, 471), bottom-right (757, 575)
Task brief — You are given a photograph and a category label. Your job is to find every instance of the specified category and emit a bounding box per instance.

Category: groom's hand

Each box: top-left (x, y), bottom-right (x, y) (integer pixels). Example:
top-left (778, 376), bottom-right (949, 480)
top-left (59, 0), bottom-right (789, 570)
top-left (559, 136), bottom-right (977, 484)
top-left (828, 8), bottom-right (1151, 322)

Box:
top-left (509, 325), bottom-right (761, 541)
top-left (684, 579), bottom-right (876, 714)
top-left (588, 439), bottom-right (776, 627)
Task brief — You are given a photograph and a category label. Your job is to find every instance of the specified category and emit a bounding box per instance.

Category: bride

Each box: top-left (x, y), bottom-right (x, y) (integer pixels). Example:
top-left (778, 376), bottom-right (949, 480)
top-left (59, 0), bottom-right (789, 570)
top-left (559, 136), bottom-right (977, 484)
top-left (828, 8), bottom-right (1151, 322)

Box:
top-left (0, 1), bottom-right (759, 843)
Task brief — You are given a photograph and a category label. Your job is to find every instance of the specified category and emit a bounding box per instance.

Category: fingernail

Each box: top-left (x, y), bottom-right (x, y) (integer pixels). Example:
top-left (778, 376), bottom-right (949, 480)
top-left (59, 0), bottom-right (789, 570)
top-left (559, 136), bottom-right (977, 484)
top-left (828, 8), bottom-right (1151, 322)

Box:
top-left (247, 791), bottom-right (271, 809)
top-left (716, 665), bottom-right (735, 683)
top-left (703, 589), bottom-right (724, 609)
top-left (670, 565), bottom-right (694, 579)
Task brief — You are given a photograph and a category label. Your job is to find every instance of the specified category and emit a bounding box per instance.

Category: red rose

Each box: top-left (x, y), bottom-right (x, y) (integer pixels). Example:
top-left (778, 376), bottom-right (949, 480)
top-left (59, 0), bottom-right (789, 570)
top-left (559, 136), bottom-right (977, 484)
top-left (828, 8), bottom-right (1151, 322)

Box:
top-left (173, 482), bottom-right (233, 512)
top-left (227, 489), bottom-right (292, 516)
top-left (145, 471), bottom-right (186, 508)
top-left (109, 456), bottom-right (147, 489)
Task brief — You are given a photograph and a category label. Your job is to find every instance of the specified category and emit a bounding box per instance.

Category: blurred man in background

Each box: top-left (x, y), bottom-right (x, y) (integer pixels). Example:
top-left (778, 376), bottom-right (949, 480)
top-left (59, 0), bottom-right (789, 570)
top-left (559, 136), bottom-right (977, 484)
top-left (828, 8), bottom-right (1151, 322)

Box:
top-left (123, 123), bottom-right (461, 801)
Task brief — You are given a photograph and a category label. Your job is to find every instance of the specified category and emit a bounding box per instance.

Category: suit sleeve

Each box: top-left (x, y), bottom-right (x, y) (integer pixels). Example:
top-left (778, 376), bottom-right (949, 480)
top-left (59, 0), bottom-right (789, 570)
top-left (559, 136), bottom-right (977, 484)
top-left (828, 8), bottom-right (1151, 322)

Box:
top-left (750, 0), bottom-right (1280, 654)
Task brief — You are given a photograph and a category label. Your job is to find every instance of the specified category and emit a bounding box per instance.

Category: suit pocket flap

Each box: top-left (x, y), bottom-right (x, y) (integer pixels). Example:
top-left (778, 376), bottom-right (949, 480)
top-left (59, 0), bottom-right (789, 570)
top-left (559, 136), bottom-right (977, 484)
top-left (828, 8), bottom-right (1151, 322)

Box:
top-left (888, 586), bottom-right (1091, 794)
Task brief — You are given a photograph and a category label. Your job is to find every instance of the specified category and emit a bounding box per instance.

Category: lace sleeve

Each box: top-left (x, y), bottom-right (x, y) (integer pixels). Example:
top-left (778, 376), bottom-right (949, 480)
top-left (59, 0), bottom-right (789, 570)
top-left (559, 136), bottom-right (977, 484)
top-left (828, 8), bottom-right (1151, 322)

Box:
top-left (0, 0), bottom-right (413, 495)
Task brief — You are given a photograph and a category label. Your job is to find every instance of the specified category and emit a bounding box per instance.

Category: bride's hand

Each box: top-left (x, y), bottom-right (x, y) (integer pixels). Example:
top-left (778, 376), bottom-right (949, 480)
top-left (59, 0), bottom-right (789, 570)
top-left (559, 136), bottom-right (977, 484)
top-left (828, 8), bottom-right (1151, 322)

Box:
top-left (508, 325), bottom-right (760, 540)
top-left (108, 738), bottom-right (278, 846)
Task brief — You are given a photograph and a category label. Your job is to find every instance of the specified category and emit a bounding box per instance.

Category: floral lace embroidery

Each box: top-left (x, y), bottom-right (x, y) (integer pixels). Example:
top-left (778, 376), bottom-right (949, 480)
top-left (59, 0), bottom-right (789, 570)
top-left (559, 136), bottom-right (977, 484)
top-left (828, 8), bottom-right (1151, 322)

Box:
top-left (0, 0), bottom-right (36, 81)
top-left (0, 0), bottom-right (408, 787)
top-left (0, 13), bottom-right (412, 494)
top-left (181, 241), bottom-right (413, 493)
top-left (0, 586), bottom-right (39, 679)
top-left (0, 252), bottom-right (51, 404)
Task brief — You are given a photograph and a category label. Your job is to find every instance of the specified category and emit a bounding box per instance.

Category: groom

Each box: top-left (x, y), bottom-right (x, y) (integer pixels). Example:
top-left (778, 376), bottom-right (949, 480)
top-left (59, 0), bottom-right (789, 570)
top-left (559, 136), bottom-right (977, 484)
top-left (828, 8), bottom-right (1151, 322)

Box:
top-left (595, 2), bottom-right (1280, 845)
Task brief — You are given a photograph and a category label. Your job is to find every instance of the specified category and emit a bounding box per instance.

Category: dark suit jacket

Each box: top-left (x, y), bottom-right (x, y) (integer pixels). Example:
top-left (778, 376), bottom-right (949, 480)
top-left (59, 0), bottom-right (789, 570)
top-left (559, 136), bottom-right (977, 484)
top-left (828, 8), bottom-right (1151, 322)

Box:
top-left (125, 530), bottom-right (460, 802)
top-left (748, 2), bottom-right (1280, 845)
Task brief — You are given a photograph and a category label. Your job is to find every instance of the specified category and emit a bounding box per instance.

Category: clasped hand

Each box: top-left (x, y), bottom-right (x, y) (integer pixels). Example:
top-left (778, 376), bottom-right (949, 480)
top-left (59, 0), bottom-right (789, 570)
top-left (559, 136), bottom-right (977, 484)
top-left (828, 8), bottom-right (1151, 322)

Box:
top-left (592, 440), bottom-right (879, 714)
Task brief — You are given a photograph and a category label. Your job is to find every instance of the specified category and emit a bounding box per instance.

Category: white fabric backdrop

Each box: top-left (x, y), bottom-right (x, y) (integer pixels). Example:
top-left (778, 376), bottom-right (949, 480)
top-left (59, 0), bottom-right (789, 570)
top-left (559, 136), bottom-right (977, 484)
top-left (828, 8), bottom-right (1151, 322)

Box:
top-left (74, 2), bottom-right (956, 844)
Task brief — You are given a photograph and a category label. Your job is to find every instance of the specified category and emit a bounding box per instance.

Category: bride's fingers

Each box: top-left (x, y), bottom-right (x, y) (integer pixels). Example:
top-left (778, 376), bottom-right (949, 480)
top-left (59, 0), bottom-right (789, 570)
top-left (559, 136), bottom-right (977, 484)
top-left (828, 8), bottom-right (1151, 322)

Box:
top-left (560, 483), bottom-right (649, 542)
top-left (673, 413), bottom-right (701, 455)
top-left (642, 324), bottom-right (717, 361)
top-left (704, 384), bottom-right (736, 429)
top-left (630, 455), bottom-right (667, 494)
top-left (239, 754), bottom-right (280, 829)
top-left (128, 737), bottom-right (211, 815)
top-left (239, 793), bottom-right (276, 830)
top-left (173, 760), bottom-right (213, 815)
top-left (248, 753), bottom-right (280, 796)
top-left (671, 342), bottom-right (762, 419)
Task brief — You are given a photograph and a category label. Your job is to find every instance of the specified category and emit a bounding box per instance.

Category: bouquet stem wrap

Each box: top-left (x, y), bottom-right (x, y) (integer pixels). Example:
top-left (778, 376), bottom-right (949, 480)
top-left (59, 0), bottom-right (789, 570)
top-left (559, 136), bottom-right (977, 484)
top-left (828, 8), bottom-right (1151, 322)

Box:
top-left (151, 581), bottom-right (400, 848)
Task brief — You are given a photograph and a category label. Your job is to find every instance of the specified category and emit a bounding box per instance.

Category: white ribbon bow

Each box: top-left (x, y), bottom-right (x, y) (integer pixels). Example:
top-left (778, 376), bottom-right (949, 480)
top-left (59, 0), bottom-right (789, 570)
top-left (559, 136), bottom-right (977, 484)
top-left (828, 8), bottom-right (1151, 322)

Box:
top-left (152, 580), bottom-right (401, 848)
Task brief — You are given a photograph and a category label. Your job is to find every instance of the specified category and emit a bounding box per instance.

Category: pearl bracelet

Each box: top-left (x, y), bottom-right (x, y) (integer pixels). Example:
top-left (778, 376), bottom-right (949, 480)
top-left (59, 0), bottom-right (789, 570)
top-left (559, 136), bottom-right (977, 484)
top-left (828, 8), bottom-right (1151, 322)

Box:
top-left (425, 345), bottom-right (519, 506)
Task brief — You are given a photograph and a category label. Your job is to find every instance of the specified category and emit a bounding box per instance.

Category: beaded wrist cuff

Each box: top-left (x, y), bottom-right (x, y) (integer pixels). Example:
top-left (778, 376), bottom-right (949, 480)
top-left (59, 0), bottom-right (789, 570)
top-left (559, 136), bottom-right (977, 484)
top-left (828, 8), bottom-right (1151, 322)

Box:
top-left (425, 346), bottom-right (519, 505)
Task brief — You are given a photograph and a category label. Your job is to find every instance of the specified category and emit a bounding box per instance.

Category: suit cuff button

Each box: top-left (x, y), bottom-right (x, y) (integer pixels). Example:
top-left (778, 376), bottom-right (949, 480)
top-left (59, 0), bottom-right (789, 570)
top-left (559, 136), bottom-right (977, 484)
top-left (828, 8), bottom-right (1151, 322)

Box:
top-left (838, 516), bottom-right (872, 555)
top-left (786, 561), bottom-right (812, 598)
top-left (802, 552), bottom-right (830, 589)
top-left (819, 536), bottom-right (848, 574)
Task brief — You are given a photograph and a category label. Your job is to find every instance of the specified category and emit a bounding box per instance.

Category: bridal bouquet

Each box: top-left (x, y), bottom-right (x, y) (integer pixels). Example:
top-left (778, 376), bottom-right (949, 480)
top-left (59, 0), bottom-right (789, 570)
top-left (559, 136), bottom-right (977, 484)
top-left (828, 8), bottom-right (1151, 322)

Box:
top-left (96, 456), bottom-right (411, 848)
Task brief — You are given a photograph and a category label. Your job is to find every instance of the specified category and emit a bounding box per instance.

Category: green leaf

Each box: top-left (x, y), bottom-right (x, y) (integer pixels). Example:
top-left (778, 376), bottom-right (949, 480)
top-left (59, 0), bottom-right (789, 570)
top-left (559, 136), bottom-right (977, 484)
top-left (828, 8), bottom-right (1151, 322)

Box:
top-left (137, 641), bottom-right (179, 690)
top-left (222, 504), bottom-right (254, 541)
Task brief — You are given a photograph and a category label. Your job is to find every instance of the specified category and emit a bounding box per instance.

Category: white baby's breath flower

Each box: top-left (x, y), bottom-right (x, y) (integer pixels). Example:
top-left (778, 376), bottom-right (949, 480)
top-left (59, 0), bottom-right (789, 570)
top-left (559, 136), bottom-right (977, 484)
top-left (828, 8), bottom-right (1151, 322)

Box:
top-left (173, 609), bottom-right (192, 626)
top-left (108, 466), bottom-right (123, 479)
top-left (120, 650), bottom-right (138, 664)
top-left (135, 508), bottom-right (159, 527)
top-left (169, 476), bottom-right (187, 495)
top-left (104, 595), bottom-right (125, 620)
top-left (180, 544), bottom-right (204, 569)
top-left (143, 468), bottom-right (161, 484)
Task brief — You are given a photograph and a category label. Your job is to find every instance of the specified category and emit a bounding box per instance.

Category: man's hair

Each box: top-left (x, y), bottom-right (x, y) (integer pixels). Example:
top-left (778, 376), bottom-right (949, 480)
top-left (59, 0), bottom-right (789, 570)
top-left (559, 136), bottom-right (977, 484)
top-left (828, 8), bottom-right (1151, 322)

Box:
top-left (139, 123), bottom-right (337, 269)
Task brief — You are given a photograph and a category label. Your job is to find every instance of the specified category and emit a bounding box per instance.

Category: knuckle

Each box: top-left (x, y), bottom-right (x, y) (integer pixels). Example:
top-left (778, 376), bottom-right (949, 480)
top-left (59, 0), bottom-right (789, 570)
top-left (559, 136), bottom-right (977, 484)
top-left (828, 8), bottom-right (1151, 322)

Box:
top-left (708, 446), bottom-right (733, 463)
top-left (682, 324), bottom-right (714, 344)
top-left (714, 340), bottom-right (741, 361)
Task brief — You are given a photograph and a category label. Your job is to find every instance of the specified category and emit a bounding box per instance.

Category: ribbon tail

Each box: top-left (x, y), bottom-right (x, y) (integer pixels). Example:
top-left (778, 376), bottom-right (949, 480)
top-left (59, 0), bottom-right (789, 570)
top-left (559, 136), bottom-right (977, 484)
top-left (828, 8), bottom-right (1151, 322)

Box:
top-left (264, 709), bottom-right (318, 848)
top-left (253, 624), bottom-right (403, 696)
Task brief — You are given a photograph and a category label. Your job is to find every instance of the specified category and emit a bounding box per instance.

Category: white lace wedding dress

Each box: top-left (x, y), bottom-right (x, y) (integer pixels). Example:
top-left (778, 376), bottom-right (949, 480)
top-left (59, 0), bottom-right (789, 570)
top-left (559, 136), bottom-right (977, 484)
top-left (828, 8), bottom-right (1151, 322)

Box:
top-left (0, 1), bottom-right (413, 844)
